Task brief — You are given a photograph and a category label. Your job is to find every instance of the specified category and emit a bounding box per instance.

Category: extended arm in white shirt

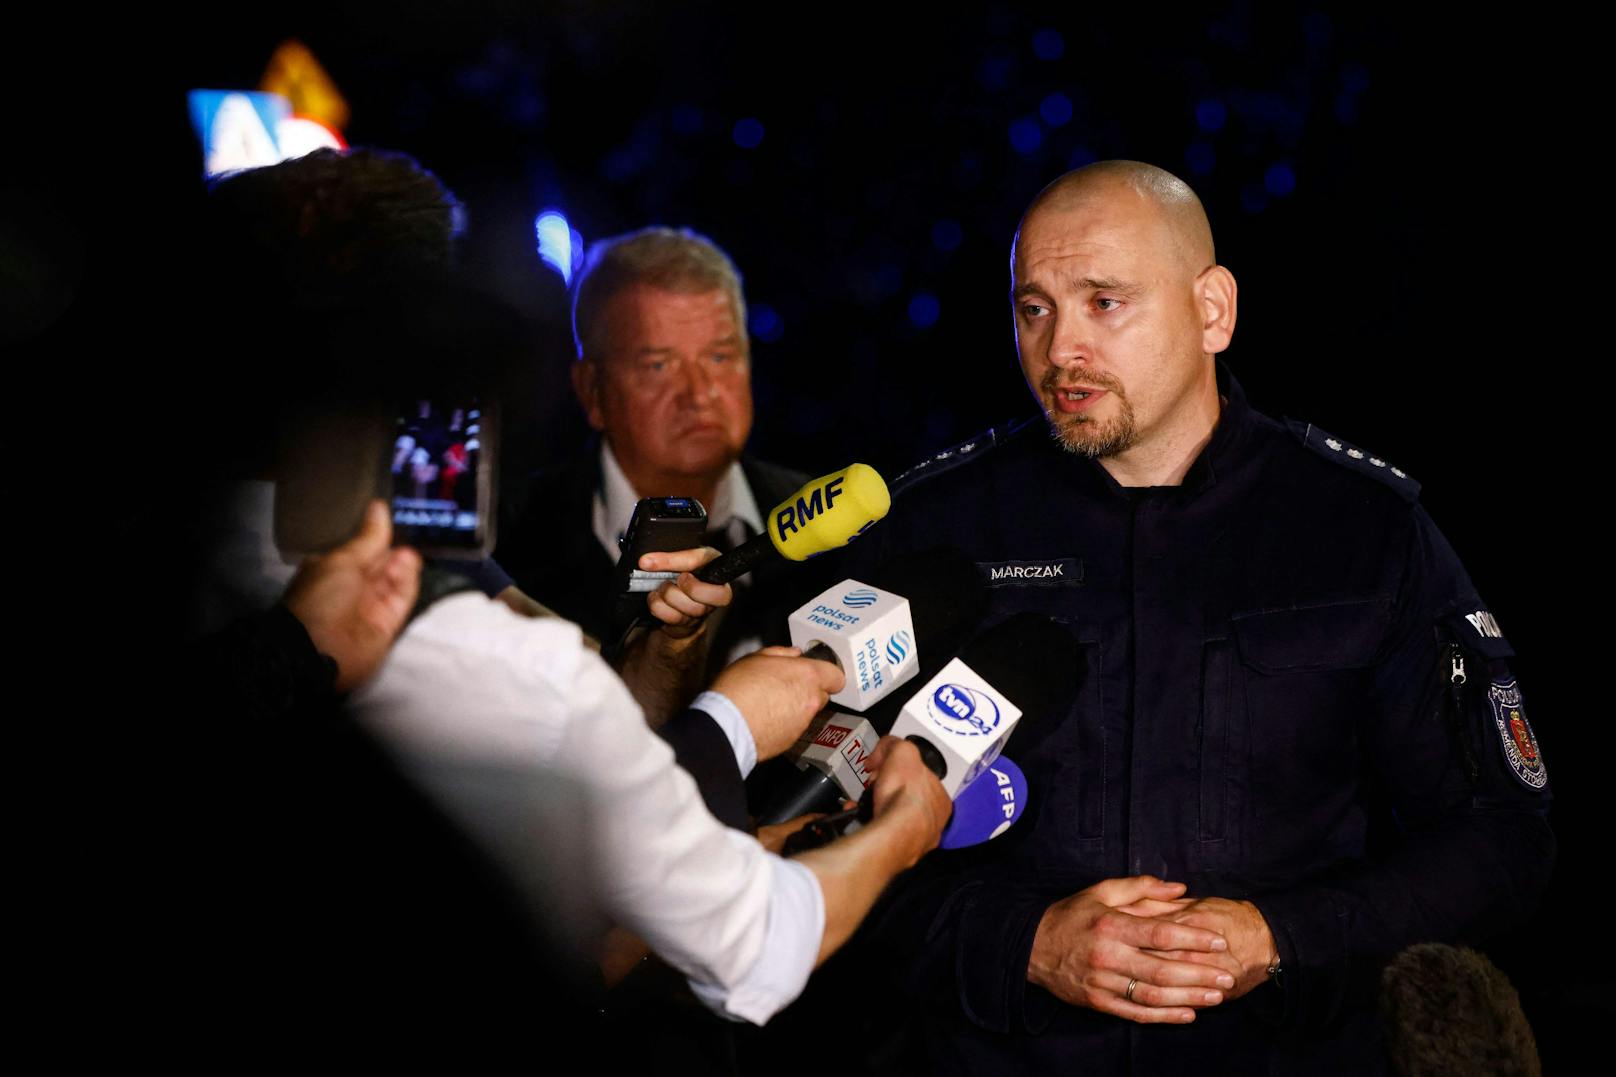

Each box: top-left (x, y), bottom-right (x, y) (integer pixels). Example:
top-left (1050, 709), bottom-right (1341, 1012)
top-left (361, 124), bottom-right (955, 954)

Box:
top-left (348, 593), bottom-right (821, 1023)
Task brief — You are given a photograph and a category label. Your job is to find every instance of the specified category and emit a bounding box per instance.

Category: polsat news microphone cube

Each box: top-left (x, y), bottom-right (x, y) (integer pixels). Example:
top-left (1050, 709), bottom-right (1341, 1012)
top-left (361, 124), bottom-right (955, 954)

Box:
top-left (788, 579), bottom-right (919, 712)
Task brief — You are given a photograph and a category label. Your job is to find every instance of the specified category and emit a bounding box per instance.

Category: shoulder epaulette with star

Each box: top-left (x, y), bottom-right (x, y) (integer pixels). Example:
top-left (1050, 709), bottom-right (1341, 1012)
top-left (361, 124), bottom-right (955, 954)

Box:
top-left (1285, 418), bottom-right (1421, 502)
top-left (890, 416), bottom-right (1041, 498)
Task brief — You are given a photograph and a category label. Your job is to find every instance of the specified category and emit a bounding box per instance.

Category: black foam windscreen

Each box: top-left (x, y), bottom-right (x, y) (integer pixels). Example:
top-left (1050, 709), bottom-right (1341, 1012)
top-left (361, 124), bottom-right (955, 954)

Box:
top-left (862, 610), bottom-right (1081, 744)
top-left (863, 547), bottom-right (990, 685)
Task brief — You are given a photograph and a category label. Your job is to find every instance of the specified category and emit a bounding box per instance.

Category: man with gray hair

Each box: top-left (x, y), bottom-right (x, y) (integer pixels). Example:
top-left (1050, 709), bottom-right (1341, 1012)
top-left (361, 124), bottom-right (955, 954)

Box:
top-left (499, 226), bottom-right (810, 671)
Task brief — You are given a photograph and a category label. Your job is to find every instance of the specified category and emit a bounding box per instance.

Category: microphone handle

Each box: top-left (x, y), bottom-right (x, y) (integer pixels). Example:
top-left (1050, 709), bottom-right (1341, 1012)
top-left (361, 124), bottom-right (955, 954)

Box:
top-left (782, 734), bottom-right (953, 856)
top-left (694, 531), bottom-right (777, 584)
top-left (758, 768), bottom-right (849, 827)
top-left (780, 806), bottom-right (860, 857)
top-left (753, 646), bottom-right (846, 826)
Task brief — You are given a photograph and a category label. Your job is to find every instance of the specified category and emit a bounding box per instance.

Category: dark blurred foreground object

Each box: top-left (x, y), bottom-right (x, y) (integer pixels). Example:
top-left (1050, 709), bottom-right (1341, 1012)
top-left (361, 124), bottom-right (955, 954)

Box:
top-left (172, 145), bottom-right (583, 1047)
top-left (1380, 944), bottom-right (1541, 1077)
top-left (178, 601), bottom-right (599, 1056)
top-left (199, 145), bottom-right (459, 299)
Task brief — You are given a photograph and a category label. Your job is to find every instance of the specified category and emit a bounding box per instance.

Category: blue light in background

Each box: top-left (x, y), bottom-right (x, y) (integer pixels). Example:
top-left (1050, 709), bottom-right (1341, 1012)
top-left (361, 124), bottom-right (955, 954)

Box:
top-left (732, 117), bottom-right (765, 149)
top-left (535, 210), bottom-right (579, 284)
top-left (1040, 92), bottom-right (1073, 127)
top-left (510, 90), bottom-right (543, 127)
top-left (1336, 64), bottom-right (1371, 124)
top-left (1195, 99), bottom-right (1228, 132)
top-left (1303, 12), bottom-right (1334, 46)
top-left (1186, 141), bottom-right (1216, 175)
top-left (672, 104), bottom-right (704, 134)
top-left (908, 292), bottom-right (941, 330)
top-left (931, 219), bottom-right (964, 252)
top-left (872, 263), bottom-right (904, 299)
top-left (749, 303), bottom-right (784, 342)
top-left (1009, 117), bottom-right (1043, 154)
top-left (1264, 162), bottom-right (1297, 197)
top-left (978, 54), bottom-right (1012, 90)
top-left (1032, 29), bottom-right (1065, 60)
top-left (953, 153), bottom-right (983, 190)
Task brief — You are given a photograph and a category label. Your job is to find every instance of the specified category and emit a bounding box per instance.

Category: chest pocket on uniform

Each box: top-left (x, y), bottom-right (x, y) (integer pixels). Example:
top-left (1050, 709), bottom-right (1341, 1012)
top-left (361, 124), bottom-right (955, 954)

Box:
top-left (1231, 599), bottom-right (1392, 673)
top-left (1197, 599), bottom-right (1392, 861)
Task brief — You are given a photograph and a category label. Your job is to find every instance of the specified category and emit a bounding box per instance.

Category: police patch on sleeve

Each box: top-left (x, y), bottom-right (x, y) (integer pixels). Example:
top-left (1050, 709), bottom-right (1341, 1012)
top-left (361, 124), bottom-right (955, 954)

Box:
top-left (1487, 680), bottom-right (1547, 789)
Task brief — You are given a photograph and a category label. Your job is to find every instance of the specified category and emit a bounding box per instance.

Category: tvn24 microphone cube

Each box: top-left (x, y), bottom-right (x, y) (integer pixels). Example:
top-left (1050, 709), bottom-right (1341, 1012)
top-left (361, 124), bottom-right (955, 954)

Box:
top-left (787, 580), bottom-right (919, 712)
top-left (887, 657), bottom-right (1023, 797)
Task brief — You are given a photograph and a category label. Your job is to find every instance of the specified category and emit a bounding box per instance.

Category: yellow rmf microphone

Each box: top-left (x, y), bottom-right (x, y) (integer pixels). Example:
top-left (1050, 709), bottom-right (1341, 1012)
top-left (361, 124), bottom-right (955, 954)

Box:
top-left (696, 464), bottom-right (891, 584)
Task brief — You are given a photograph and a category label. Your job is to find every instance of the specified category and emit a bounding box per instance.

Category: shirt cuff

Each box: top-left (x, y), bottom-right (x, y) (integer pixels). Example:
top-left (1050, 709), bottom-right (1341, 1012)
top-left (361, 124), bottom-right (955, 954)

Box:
top-left (691, 689), bottom-right (757, 777)
top-left (687, 855), bottom-right (825, 1025)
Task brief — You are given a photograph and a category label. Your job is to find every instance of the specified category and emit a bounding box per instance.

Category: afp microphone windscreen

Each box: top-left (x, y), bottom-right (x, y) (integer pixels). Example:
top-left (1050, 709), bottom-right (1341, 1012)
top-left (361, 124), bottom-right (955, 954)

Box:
top-left (939, 754), bottom-right (1029, 849)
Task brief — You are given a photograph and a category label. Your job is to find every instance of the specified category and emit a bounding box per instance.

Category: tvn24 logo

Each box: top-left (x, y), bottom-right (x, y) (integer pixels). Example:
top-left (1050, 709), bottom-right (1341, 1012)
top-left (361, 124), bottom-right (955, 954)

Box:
top-left (927, 683), bottom-right (1001, 737)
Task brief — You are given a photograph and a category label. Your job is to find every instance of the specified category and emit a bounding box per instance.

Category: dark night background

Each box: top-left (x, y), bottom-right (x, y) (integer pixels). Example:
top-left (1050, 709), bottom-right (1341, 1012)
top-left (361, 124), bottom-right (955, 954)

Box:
top-left (9, 0), bottom-right (1603, 1061)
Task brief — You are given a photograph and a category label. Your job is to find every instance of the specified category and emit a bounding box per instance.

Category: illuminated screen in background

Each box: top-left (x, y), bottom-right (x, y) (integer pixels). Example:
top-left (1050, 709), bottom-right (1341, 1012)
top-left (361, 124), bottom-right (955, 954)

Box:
top-left (187, 89), bottom-right (344, 178)
top-left (391, 399), bottom-right (483, 548)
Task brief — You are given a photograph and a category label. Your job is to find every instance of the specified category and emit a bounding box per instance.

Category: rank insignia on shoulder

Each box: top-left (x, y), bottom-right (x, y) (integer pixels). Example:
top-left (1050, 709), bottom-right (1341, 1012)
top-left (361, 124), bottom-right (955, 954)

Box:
top-left (1286, 420), bottom-right (1421, 501)
top-left (1487, 679), bottom-right (1547, 789)
top-left (890, 418), bottom-right (1036, 496)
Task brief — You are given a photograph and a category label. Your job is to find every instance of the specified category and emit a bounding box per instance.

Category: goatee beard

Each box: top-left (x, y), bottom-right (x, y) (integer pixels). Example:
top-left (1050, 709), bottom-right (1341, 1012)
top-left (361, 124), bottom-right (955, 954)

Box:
top-left (1040, 371), bottom-right (1136, 457)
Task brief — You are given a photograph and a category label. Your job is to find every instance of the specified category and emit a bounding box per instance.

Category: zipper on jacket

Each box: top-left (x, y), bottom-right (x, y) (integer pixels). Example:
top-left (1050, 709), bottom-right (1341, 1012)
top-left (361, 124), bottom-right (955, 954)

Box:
top-left (1446, 643), bottom-right (1480, 785)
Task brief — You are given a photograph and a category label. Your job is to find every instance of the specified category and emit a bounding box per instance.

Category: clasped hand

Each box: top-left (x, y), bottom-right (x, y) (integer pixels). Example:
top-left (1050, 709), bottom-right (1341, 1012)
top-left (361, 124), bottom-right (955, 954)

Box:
top-left (1028, 876), bottom-right (1275, 1025)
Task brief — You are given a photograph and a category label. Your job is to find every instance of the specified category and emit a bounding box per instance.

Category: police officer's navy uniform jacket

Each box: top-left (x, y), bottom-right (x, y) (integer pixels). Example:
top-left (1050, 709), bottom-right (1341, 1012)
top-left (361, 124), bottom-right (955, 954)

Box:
top-left (852, 368), bottom-right (1552, 1075)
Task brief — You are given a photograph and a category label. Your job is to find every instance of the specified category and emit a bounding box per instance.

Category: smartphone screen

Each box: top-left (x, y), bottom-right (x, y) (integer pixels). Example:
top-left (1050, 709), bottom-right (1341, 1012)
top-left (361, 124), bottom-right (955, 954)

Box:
top-left (389, 397), bottom-right (493, 558)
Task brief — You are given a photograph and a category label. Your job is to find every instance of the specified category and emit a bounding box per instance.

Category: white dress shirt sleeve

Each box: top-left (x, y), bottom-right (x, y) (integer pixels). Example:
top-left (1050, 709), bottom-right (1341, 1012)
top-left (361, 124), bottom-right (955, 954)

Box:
top-left (347, 593), bottom-right (824, 1024)
top-left (688, 689), bottom-right (758, 777)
